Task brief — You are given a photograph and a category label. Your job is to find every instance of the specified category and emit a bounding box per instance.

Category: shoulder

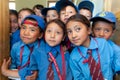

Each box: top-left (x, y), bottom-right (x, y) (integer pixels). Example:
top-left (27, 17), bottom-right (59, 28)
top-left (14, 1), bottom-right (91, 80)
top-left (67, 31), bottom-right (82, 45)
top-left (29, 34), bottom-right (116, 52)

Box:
top-left (70, 47), bottom-right (82, 61)
top-left (11, 40), bottom-right (23, 49)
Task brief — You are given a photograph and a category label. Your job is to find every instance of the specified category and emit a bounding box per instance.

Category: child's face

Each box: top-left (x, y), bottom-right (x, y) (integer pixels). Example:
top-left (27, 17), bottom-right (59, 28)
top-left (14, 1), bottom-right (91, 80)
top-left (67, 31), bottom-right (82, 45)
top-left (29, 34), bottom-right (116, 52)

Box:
top-left (20, 20), bottom-right (41, 44)
top-left (10, 14), bottom-right (19, 33)
top-left (92, 21), bottom-right (114, 40)
top-left (45, 22), bottom-right (64, 47)
top-left (79, 9), bottom-right (92, 20)
top-left (18, 11), bottom-right (32, 27)
top-left (34, 8), bottom-right (43, 18)
top-left (60, 6), bottom-right (77, 23)
top-left (66, 21), bottom-right (91, 47)
top-left (46, 10), bottom-right (59, 22)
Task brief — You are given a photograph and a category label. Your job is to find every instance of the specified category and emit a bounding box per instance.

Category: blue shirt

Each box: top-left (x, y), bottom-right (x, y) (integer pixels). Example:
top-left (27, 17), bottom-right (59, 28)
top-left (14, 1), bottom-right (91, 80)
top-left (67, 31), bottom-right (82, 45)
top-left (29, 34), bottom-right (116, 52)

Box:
top-left (108, 40), bottom-right (120, 72)
top-left (10, 39), bottom-right (44, 80)
top-left (30, 43), bottom-right (73, 80)
top-left (10, 29), bottom-right (21, 49)
top-left (69, 37), bottom-right (114, 80)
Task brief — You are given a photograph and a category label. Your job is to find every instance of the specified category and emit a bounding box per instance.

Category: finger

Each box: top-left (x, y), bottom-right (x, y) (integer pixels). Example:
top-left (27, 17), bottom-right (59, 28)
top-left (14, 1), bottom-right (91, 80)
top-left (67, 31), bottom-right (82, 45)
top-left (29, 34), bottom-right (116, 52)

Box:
top-left (6, 57), bottom-right (11, 65)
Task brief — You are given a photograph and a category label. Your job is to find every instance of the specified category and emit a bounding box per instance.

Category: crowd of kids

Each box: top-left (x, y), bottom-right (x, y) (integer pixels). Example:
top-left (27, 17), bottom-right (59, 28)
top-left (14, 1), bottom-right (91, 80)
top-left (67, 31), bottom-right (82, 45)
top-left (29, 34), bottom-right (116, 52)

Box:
top-left (1, 0), bottom-right (120, 80)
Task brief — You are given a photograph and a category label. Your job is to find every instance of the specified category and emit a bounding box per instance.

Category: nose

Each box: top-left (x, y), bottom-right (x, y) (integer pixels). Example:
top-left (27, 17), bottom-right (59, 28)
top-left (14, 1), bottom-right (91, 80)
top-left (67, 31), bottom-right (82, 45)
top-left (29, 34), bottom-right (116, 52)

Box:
top-left (72, 31), bottom-right (77, 39)
top-left (24, 29), bottom-right (29, 36)
top-left (50, 32), bottom-right (55, 38)
top-left (99, 30), bottom-right (104, 37)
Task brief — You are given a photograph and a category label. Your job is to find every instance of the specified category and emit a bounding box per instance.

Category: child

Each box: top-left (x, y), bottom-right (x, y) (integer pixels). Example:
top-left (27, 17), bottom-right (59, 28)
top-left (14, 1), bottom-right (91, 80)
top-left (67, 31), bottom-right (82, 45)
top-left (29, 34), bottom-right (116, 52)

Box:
top-left (78, 0), bottom-right (94, 20)
top-left (41, 6), bottom-right (59, 22)
top-left (55, 0), bottom-right (78, 24)
top-left (10, 8), bottom-right (35, 49)
top-left (1, 15), bottom-right (45, 80)
top-left (90, 11), bottom-right (120, 78)
top-left (33, 4), bottom-right (44, 18)
top-left (9, 9), bottom-right (19, 34)
top-left (66, 14), bottom-right (115, 80)
top-left (29, 19), bottom-right (72, 80)
top-left (9, 9), bottom-right (19, 49)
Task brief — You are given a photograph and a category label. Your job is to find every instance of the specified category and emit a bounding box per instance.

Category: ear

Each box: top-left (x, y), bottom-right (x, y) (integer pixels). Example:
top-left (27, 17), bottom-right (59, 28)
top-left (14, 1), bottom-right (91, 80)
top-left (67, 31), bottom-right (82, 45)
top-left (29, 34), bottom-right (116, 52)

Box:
top-left (88, 27), bottom-right (92, 35)
top-left (111, 29), bottom-right (116, 36)
top-left (38, 32), bottom-right (43, 39)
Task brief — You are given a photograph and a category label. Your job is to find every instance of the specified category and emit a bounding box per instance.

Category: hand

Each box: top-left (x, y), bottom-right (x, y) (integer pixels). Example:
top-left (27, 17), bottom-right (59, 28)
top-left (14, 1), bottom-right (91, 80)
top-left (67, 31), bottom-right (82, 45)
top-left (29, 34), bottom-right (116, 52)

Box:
top-left (1, 58), bottom-right (11, 75)
top-left (26, 71), bottom-right (38, 80)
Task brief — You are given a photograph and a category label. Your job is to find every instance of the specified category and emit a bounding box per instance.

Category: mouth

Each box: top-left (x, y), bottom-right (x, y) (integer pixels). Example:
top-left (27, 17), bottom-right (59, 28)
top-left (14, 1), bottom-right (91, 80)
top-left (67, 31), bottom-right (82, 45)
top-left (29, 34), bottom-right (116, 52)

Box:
top-left (49, 40), bottom-right (56, 42)
top-left (22, 36), bottom-right (31, 40)
top-left (72, 39), bottom-right (79, 43)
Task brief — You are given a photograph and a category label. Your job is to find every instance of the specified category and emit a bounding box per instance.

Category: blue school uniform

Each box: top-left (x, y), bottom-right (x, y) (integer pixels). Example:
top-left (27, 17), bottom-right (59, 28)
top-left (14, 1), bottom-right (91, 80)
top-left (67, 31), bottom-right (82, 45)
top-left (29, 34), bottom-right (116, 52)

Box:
top-left (108, 40), bottom-right (120, 72)
top-left (30, 43), bottom-right (73, 80)
top-left (10, 29), bottom-right (21, 49)
top-left (10, 39), bottom-right (44, 80)
top-left (69, 37), bottom-right (114, 80)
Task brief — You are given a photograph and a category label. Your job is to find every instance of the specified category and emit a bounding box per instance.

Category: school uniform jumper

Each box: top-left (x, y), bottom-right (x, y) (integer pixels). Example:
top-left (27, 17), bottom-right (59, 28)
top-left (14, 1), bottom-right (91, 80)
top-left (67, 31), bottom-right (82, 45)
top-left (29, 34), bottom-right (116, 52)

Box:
top-left (108, 40), bottom-right (120, 72)
top-left (10, 39), bottom-right (44, 80)
top-left (69, 37), bottom-right (114, 80)
top-left (30, 43), bottom-right (73, 80)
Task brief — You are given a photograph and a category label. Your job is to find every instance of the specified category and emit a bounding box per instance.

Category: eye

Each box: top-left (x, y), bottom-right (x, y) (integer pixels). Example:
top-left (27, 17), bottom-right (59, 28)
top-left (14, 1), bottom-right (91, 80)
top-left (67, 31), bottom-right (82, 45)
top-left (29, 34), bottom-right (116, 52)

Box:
top-left (104, 29), bottom-right (110, 33)
top-left (67, 30), bottom-right (72, 35)
top-left (21, 25), bottom-right (26, 30)
top-left (30, 29), bottom-right (35, 32)
top-left (75, 27), bottom-right (81, 32)
top-left (46, 29), bottom-right (51, 33)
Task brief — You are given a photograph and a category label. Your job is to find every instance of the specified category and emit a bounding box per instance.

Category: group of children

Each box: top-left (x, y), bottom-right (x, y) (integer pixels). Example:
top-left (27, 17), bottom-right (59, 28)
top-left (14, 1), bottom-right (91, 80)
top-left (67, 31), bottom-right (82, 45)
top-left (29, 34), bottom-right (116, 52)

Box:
top-left (1, 0), bottom-right (120, 80)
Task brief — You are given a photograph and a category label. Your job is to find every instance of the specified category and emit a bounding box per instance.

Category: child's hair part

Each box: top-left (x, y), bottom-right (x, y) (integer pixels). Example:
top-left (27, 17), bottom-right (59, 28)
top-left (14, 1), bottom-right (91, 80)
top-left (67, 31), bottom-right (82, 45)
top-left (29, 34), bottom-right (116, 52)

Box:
top-left (33, 4), bottom-right (44, 10)
top-left (45, 19), bottom-right (66, 36)
top-left (18, 8), bottom-right (35, 15)
top-left (66, 14), bottom-right (90, 28)
top-left (10, 9), bottom-right (18, 18)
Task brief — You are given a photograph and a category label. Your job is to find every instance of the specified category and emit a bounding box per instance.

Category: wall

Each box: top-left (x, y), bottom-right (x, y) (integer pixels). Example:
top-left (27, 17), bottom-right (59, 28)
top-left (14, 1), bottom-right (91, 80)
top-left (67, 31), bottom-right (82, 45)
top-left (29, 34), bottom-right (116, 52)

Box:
top-left (16, 0), bottom-right (47, 11)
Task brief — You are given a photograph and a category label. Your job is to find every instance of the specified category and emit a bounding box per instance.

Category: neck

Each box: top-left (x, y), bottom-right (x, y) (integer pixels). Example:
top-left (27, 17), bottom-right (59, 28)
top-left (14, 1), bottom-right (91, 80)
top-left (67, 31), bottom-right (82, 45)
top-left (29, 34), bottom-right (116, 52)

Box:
top-left (83, 37), bottom-right (90, 48)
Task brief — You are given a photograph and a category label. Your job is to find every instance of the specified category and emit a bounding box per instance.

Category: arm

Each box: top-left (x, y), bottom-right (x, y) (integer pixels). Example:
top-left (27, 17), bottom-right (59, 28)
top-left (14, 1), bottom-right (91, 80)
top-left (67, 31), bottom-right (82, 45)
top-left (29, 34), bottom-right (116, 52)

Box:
top-left (1, 58), bottom-right (20, 78)
top-left (69, 57), bottom-right (85, 80)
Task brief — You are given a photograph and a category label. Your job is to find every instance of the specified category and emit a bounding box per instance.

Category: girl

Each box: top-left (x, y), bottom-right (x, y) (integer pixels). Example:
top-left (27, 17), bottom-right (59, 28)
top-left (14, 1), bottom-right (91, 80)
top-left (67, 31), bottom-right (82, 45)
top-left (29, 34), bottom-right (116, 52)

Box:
top-left (29, 19), bottom-right (72, 80)
top-left (1, 15), bottom-right (45, 80)
top-left (66, 14), bottom-right (114, 80)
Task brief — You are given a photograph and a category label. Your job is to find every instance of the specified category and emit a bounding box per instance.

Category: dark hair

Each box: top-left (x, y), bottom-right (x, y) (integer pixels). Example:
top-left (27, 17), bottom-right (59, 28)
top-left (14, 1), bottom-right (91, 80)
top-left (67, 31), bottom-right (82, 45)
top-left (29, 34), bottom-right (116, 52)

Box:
top-left (18, 8), bottom-right (35, 15)
top-left (33, 4), bottom-right (44, 10)
top-left (45, 19), bottom-right (66, 36)
top-left (92, 18), bottom-right (116, 30)
top-left (10, 9), bottom-right (18, 18)
top-left (66, 14), bottom-right (90, 28)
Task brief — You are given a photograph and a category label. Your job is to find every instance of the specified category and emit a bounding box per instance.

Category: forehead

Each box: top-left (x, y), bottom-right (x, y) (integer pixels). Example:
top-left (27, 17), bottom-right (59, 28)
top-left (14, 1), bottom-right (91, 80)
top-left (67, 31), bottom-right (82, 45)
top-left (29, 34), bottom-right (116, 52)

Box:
top-left (94, 21), bottom-right (113, 28)
top-left (60, 6), bottom-right (76, 11)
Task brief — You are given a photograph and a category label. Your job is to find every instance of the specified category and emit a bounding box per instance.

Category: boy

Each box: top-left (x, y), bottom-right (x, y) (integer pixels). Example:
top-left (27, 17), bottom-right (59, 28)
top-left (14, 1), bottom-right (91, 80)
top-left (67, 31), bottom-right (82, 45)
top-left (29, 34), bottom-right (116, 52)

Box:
top-left (78, 0), bottom-right (94, 20)
top-left (90, 11), bottom-right (120, 79)
top-left (55, 0), bottom-right (78, 24)
top-left (1, 15), bottom-right (45, 80)
top-left (41, 6), bottom-right (59, 22)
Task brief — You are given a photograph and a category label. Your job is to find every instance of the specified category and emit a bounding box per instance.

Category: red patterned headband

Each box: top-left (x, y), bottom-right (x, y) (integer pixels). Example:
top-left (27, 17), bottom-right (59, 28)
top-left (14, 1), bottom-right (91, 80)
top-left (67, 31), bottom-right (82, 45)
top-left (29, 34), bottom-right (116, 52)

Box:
top-left (23, 20), bottom-right (38, 27)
